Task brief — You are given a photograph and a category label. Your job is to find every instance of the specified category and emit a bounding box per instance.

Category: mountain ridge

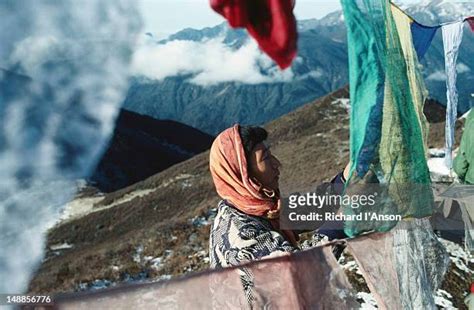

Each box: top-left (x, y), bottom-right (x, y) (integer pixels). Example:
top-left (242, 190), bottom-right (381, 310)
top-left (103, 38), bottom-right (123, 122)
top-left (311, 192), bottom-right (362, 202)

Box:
top-left (89, 109), bottom-right (214, 192)
top-left (125, 1), bottom-right (473, 135)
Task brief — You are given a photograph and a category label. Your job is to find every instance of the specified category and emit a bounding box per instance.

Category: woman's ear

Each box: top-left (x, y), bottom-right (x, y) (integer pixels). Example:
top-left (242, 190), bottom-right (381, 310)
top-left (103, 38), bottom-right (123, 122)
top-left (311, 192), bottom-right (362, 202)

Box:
top-left (250, 177), bottom-right (262, 189)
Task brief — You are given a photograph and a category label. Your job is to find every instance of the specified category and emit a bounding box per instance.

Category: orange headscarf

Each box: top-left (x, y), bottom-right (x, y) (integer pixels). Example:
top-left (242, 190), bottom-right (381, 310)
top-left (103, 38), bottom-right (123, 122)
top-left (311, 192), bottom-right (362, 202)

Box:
top-left (209, 124), bottom-right (298, 245)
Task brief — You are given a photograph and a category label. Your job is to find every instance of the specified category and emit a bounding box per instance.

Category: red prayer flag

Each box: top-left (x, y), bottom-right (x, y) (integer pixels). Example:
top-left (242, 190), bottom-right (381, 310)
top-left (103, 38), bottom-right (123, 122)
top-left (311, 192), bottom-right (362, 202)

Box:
top-left (210, 0), bottom-right (297, 69)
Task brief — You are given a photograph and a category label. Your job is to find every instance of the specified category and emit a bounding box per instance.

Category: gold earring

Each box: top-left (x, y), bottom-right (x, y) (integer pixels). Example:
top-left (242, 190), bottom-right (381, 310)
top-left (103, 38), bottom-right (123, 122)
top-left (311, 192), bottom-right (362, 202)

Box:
top-left (262, 187), bottom-right (275, 198)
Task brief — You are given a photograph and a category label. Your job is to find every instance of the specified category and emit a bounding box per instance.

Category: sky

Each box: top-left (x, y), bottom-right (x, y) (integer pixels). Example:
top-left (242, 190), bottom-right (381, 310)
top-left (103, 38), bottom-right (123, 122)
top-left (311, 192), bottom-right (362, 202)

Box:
top-left (140, 0), bottom-right (427, 37)
top-left (133, 0), bottom-right (472, 86)
top-left (133, 0), bottom-right (418, 85)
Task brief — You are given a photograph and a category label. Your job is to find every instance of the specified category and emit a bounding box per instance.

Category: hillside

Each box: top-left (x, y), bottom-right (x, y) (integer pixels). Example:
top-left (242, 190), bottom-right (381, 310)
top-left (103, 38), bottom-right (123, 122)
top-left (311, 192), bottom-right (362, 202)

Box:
top-left (89, 109), bottom-right (214, 192)
top-left (28, 87), bottom-right (471, 308)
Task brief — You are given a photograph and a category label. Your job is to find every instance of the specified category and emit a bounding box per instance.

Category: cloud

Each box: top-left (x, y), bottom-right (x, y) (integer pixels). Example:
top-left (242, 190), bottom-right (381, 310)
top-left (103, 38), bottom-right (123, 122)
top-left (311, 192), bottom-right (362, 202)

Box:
top-left (131, 37), bottom-right (294, 86)
top-left (427, 63), bottom-right (470, 81)
top-left (298, 69), bottom-right (324, 80)
top-left (427, 70), bottom-right (446, 81)
top-left (456, 63), bottom-right (470, 74)
top-left (9, 35), bottom-right (61, 75)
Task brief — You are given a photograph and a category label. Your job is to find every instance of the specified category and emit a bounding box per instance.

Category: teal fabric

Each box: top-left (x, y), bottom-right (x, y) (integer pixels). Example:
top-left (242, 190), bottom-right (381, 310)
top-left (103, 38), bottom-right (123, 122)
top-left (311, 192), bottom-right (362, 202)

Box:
top-left (342, 0), bottom-right (386, 178)
top-left (341, 0), bottom-right (433, 237)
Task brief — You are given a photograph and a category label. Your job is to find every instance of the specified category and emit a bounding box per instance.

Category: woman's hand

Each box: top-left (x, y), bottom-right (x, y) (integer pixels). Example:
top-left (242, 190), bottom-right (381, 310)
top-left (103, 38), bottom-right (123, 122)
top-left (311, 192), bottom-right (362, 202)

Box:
top-left (343, 162), bottom-right (351, 181)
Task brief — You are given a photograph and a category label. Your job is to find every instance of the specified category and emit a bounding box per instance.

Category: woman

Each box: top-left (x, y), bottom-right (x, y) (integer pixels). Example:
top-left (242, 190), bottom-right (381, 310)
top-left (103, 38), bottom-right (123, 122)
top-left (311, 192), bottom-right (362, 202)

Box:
top-left (208, 124), bottom-right (348, 269)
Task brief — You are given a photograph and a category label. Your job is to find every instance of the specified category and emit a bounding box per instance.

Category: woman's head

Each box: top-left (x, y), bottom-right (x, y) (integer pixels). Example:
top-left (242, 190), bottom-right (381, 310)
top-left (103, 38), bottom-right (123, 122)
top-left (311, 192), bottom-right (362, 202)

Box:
top-left (239, 126), bottom-right (281, 191)
top-left (209, 124), bottom-right (297, 244)
top-left (209, 124), bottom-right (280, 217)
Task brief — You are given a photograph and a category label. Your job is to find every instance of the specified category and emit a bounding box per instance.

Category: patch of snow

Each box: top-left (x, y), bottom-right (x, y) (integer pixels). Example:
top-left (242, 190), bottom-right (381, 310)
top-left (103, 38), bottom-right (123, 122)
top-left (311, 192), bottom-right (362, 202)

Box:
top-left (133, 245), bottom-right (144, 263)
top-left (404, 0), bottom-right (474, 24)
top-left (57, 195), bottom-right (104, 224)
top-left (337, 251), bottom-right (346, 264)
top-left (427, 148), bottom-right (463, 182)
top-left (341, 260), bottom-right (364, 276)
top-left (188, 250), bottom-right (208, 263)
top-left (78, 279), bottom-right (115, 291)
top-left (332, 98), bottom-right (351, 111)
top-left (122, 272), bottom-right (149, 283)
top-left (102, 189), bottom-right (156, 209)
top-left (190, 215), bottom-right (210, 227)
top-left (428, 157), bottom-right (450, 174)
top-left (429, 148), bottom-right (445, 158)
top-left (90, 279), bottom-right (112, 290)
top-left (182, 179), bottom-right (193, 188)
top-left (160, 174), bottom-right (194, 188)
top-left (158, 274), bottom-right (172, 281)
top-left (339, 251), bottom-right (363, 276)
top-left (190, 207), bottom-right (217, 228)
top-left (435, 289), bottom-right (455, 309)
top-left (440, 238), bottom-right (474, 274)
top-left (335, 287), bottom-right (351, 300)
top-left (428, 157), bottom-right (455, 183)
top-left (49, 243), bottom-right (74, 251)
top-left (56, 188), bottom-right (156, 226)
top-left (150, 257), bottom-right (164, 270)
top-left (357, 292), bottom-right (378, 309)
top-left (437, 289), bottom-right (452, 299)
top-left (215, 85), bottom-right (231, 97)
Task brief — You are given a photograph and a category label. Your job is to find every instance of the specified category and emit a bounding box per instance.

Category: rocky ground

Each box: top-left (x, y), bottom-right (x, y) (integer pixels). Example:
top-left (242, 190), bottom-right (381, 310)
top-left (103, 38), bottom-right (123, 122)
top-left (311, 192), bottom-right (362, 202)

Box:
top-left (28, 87), bottom-right (472, 308)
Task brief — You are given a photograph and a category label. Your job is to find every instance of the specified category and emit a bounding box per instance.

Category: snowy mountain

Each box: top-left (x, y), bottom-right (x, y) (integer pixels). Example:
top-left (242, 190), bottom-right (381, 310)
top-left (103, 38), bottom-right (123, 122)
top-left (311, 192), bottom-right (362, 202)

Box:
top-left (401, 0), bottom-right (474, 25)
top-left (125, 22), bottom-right (349, 135)
top-left (307, 0), bottom-right (474, 26)
top-left (124, 1), bottom-right (473, 135)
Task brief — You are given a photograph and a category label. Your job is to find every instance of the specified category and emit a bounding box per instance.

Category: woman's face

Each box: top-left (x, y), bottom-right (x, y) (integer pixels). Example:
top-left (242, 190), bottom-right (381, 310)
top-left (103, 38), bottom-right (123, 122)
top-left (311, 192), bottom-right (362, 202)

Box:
top-left (248, 142), bottom-right (281, 191)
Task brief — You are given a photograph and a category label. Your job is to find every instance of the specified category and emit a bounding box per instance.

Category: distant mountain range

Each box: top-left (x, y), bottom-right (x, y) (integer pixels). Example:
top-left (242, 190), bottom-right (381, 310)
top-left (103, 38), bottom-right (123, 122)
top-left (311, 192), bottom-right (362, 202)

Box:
top-left (124, 1), bottom-right (473, 135)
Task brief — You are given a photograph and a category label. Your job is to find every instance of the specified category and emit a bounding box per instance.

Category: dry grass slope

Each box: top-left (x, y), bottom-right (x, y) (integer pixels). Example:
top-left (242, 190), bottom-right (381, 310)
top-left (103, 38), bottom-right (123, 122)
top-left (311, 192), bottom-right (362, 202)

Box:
top-left (29, 87), bottom-right (470, 309)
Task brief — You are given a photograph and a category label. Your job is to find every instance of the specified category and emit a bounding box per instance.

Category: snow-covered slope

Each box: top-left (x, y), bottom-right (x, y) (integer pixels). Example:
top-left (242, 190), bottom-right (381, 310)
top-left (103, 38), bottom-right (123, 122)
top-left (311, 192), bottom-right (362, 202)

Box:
top-left (401, 0), bottom-right (474, 25)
